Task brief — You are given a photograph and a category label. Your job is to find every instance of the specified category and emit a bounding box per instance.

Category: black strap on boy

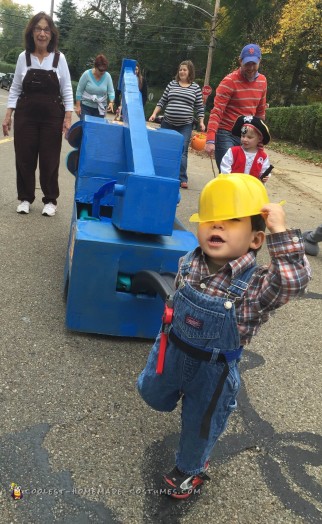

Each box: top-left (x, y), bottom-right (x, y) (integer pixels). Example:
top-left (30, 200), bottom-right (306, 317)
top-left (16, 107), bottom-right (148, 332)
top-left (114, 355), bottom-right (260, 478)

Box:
top-left (199, 265), bottom-right (257, 440)
top-left (199, 358), bottom-right (230, 439)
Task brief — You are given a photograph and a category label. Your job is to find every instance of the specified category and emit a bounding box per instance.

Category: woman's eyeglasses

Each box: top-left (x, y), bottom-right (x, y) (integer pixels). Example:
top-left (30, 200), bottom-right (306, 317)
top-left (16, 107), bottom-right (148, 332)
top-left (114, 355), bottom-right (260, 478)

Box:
top-left (34, 26), bottom-right (51, 34)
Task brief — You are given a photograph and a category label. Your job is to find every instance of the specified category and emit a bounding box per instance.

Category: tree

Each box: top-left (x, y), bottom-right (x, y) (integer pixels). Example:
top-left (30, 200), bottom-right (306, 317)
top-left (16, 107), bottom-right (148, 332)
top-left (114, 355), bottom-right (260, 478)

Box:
top-left (61, 0), bottom-right (210, 85)
top-left (65, 14), bottom-right (115, 79)
top-left (117, 0), bottom-right (210, 86)
top-left (208, 0), bottom-right (287, 85)
top-left (0, 0), bottom-right (32, 59)
top-left (55, 0), bottom-right (78, 55)
top-left (263, 0), bottom-right (322, 104)
top-left (4, 46), bottom-right (22, 63)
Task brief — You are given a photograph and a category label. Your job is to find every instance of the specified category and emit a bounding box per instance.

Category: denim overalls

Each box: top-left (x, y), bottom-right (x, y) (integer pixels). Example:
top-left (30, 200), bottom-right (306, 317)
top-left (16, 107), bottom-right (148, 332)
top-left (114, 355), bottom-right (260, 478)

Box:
top-left (138, 251), bottom-right (257, 475)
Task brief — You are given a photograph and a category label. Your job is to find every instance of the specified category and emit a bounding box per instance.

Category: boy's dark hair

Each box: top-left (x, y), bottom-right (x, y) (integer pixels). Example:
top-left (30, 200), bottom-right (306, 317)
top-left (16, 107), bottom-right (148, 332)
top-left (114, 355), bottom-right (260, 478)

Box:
top-left (250, 214), bottom-right (266, 252)
top-left (251, 214), bottom-right (266, 232)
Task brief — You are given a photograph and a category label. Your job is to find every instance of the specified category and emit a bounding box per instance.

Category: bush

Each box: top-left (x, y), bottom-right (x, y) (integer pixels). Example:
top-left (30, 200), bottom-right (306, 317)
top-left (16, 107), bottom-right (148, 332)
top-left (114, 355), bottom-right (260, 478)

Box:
top-left (4, 48), bottom-right (23, 64)
top-left (0, 61), bottom-right (15, 74)
top-left (266, 104), bottom-right (322, 149)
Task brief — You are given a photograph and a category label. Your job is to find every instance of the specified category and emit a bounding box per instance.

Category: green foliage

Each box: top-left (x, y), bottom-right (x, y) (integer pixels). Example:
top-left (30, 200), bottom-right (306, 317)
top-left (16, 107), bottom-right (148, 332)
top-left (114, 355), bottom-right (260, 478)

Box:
top-left (0, 1), bottom-right (32, 59)
top-left (1, 0), bottom-right (316, 112)
top-left (4, 46), bottom-right (22, 63)
top-left (0, 60), bottom-right (15, 73)
top-left (55, 0), bottom-right (78, 55)
top-left (266, 104), bottom-right (322, 148)
top-left (71, 79), bottom-right (78, 101)
top-left (65, 15), bottom-right (118, 80)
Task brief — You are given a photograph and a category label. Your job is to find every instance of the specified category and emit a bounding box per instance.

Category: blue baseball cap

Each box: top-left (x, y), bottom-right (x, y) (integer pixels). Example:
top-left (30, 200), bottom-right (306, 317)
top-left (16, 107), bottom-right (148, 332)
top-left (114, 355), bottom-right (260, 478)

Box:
top-left (240, 44), bottom-right (261, 64)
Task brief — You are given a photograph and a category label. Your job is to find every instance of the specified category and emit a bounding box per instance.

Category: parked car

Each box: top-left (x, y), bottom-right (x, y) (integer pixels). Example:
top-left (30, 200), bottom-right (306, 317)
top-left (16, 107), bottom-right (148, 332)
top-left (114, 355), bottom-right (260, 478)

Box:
top-left (0, 73), bottom-right (14, 90)
top-left (0, 72), bottom-right (6, 79)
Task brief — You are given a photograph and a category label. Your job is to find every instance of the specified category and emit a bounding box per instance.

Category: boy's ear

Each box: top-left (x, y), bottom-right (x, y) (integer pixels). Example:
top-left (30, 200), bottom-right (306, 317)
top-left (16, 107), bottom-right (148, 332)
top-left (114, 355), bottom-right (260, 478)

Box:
top-left (250, 230), bottom-right (265, 250)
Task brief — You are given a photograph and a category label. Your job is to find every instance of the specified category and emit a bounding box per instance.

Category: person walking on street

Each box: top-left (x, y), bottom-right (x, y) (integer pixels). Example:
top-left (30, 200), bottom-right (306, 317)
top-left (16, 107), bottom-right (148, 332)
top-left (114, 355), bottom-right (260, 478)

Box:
top-left (137, 174), bottom-right (310, 500)
top-left (149, 60), bottom-right (205, 189)
top-left (75, 54), bottom-right (115, 120)
top-left (205, 44), bottom-right (267, 170)
top-left (2, 11), bottom-right (73, 217)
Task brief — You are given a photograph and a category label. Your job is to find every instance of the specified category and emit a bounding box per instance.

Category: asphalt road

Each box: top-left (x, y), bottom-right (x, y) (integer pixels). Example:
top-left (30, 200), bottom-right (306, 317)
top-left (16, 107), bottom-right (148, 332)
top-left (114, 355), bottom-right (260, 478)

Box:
top-left (0, 88), bottom-right (322, 523)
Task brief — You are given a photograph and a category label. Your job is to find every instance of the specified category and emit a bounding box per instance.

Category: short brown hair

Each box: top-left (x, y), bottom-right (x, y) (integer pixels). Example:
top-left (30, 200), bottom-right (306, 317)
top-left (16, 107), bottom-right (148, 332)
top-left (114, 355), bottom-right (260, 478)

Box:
top-left (250, 214), bottom-right (266, 253)
top-left (24, 12), bottom-right (58, 53)
top-left (175, 60), bottom-right (195, 83)
top-left (94, 54), bottom-right (108, 70)
top-left (251, 214), bottom-right (266, 232)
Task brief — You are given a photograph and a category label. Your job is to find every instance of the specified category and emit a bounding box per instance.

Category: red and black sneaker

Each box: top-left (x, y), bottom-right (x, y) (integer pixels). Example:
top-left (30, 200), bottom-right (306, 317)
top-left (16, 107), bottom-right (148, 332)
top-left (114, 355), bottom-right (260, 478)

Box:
top-left (162, 465), bottom-right (210, 499)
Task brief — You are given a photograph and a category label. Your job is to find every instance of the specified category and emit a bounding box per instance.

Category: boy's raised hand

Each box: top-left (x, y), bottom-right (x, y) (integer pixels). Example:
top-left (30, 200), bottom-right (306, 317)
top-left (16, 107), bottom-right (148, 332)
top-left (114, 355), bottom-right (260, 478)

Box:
top-left (261, 203), bottom-right (287, 234)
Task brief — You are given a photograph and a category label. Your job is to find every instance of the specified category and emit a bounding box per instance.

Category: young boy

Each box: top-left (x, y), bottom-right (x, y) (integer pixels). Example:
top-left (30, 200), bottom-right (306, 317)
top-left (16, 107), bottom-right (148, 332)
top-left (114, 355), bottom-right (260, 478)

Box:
top-left (137, 174), bottom-right (311, 499)
top-left (220, 115), bottom-right (273, 183)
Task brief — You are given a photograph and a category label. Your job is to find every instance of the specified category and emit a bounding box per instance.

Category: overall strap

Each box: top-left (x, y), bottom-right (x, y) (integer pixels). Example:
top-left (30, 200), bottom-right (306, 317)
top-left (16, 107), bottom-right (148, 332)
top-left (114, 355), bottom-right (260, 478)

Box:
top-left (227, 264), bottom-right (257, 298)
top-left (25, 51), bottom-right (60, 68)
top-left (25, 52), bottom-right (31, 67)
top-left (199, 268), bottom-right (257, 441)
top-left (179, 250), bottom-right (195, 277)
top-left (52, 51), bottom-right (60, 68)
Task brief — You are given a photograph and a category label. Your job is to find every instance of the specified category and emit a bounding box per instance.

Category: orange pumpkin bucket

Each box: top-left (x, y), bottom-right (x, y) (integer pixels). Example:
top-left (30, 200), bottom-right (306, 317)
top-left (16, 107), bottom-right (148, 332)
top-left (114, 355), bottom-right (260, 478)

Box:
top-left (190, 132), bottom-right (207, 151)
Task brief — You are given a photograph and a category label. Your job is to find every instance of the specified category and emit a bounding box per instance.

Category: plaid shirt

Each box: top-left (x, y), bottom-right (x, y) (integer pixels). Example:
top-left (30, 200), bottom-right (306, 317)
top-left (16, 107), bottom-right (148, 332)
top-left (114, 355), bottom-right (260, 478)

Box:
top-left (176, 230), bottom-right (311, 345)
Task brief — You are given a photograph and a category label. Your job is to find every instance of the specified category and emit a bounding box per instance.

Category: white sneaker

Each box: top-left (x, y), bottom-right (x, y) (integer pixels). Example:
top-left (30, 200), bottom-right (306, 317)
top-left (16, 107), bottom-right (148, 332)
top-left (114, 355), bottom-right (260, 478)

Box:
top-left (17, 201), bottom-right (30, 214)
top-left (42, 203), bottom-right (57, 217)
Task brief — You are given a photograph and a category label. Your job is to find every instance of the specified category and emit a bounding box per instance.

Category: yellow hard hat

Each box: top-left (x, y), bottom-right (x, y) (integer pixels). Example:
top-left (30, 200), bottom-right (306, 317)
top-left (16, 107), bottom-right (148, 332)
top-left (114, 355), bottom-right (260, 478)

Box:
top-left (190, 173), bottom-right (270, 223)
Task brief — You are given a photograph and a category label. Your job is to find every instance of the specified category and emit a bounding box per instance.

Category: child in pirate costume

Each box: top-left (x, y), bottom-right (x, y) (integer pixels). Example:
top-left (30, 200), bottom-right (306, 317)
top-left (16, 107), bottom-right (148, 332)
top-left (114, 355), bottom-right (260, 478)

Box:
top-left (137, 174), bottom-right (311, 499)
top-left (220, 115), bottom-right (273, 183)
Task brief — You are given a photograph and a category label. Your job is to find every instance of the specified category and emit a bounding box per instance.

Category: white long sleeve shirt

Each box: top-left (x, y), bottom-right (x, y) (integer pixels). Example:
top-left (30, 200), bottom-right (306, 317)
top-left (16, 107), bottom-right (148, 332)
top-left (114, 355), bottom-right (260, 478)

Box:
top-left (8, 51), bottom-right (74, 111)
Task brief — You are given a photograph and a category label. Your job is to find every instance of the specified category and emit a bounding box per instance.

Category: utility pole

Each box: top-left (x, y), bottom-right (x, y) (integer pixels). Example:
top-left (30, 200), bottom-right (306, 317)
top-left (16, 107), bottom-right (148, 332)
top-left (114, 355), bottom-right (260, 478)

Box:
top-left (50, 0), bottom-right (54, 18)
top-left (204, 0), bottom-right (221, 86)
top-left (169, 0), bottom-right (220, 87)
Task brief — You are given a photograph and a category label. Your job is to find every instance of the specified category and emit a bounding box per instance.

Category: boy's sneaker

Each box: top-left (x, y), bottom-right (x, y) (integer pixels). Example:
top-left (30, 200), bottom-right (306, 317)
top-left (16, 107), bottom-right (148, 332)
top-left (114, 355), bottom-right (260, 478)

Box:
top-left (17, 201), bottom-right (30, 214)
top-left (180, 182), bottom-right (188, 189)
top-left (162, 465), bottom-right (210, 499)
top-left (42, 203), bottom-right (57, 217)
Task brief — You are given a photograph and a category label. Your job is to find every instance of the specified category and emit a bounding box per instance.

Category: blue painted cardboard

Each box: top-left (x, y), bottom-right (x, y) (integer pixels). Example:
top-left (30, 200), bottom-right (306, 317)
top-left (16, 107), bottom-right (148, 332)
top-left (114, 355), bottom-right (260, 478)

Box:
top-left (64, 58), bottom-right (198, 338)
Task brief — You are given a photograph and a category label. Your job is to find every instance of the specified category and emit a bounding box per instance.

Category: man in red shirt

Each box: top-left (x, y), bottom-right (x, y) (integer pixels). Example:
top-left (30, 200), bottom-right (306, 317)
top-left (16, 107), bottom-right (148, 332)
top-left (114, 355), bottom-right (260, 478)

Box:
top-left (205, 44), bottom-right (267, 170)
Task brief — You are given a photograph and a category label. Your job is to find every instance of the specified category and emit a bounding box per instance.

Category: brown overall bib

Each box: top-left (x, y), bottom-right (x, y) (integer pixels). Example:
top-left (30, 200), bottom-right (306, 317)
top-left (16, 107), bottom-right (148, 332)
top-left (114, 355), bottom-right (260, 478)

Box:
top-left (14, 52), bottom-right (65, 205)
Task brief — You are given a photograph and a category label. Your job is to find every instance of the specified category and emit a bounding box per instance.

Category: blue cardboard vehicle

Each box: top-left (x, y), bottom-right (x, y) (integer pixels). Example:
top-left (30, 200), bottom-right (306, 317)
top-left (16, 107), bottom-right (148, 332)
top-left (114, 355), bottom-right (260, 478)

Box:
top-left (64, 58), bottom-right (198, 338)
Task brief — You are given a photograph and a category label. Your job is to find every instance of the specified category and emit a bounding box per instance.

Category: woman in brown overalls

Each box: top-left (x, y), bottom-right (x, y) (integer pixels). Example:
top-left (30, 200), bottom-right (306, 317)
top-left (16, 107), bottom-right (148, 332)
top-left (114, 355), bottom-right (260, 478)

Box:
top-left (2, 12), bottom-right (73, 216)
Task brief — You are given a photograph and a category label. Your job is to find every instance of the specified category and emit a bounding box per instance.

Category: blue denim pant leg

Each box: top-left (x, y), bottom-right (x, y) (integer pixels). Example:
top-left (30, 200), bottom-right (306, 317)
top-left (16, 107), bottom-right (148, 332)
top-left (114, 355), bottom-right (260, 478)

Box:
top-left (161, 120), bottom-right (193, 183)
top-left (80, 103), bottom-right (104, 120)
top-left (215, 129), bottom-right (241, 171)
top-left (176, 356), bottom-right (241, 475)
top-left (138, 336), bottom-right (241, 476)
top-left (137, 334), bottom-right (183, 412)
